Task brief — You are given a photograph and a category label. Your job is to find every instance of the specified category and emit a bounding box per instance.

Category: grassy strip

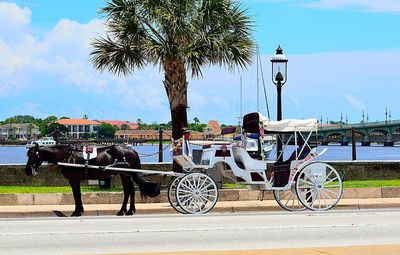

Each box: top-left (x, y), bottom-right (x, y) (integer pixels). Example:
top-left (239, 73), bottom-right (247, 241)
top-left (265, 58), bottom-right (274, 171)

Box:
top-left (0, 186), bottom-right (124, 194)
top-left (1, 179), bottom-right (400, 194)
top-left (343, 179), bottom-right (400, 188)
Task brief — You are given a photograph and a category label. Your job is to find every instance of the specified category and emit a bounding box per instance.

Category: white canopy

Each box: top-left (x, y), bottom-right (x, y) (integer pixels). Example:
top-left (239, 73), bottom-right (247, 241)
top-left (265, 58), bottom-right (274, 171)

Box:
top-left (262, 118), bottom-right (318, 132)
top-left (242, 112), bottom-right (317, 133)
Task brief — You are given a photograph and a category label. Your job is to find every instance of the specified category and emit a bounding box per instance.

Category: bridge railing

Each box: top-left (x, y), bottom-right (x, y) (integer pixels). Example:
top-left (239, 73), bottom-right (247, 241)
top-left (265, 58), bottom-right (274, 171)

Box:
top-left (319, 120), bottom-right (400, 131)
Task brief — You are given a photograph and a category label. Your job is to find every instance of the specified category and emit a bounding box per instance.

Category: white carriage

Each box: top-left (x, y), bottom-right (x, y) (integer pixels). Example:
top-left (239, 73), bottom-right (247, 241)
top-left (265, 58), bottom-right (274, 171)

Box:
top-left (169, 112), bottom-right (344, 214)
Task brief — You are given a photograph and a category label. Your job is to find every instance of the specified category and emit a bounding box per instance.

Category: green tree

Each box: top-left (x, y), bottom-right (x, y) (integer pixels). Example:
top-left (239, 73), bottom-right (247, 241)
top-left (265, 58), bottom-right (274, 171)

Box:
top-left (97, 123), bottom-right (117, 138)
top-left (189, 123), bottom-right (207, 132)
top-left (44, 123), bottom-right (68, 136)
top-left (4, 115), bottom-right (36, 124)
top-left (136, 118), bottom-right (145, 130)
top-left (120, 124), bottom-right (130, 130)
top-left (193, 117), bottom-right (200, 125)
top-left (91, 0), bottom-right (254, 141)
top-left (44, 116), bottom-right (58, 123)
top-left (82, 132), bottom-right (91, 139)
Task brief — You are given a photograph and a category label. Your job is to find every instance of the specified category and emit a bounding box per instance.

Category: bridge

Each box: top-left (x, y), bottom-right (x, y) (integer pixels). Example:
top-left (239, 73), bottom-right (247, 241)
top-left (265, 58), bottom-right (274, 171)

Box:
top-left (318, 120), bottom-right (400, 146)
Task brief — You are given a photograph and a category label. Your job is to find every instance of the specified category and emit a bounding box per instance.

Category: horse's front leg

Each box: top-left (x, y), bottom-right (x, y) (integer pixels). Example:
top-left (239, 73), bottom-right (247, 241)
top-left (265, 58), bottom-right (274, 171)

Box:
top-left (117, 175), bottom-right (131, 216)
top-left (69, 179), bottom-right (84, 217)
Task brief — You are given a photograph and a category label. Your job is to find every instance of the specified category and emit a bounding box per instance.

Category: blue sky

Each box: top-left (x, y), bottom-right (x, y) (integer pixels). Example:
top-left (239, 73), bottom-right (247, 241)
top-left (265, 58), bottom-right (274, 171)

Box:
top-left (1, 0), bottom-right (400, 125)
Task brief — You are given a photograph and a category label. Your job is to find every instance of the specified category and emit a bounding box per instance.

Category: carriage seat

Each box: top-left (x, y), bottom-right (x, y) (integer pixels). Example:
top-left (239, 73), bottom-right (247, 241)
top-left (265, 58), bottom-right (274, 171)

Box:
top-left (272, 146), bottom-right (311, 187)
top-left (232, 146), bottom-right (266, 171)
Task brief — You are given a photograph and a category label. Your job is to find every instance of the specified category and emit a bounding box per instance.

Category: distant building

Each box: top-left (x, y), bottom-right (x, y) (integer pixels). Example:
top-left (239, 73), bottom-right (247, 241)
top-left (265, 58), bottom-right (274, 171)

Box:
top-left (0, 123), bottom-right (40, 140)
top-left (98, 120), bottom-right (138, 130)
top-left (115, 129), bottom-right (205, 141)
top-left (57, 119), bottom-right (99, 139)
top-left (204, 120), bottom-right (221, 139)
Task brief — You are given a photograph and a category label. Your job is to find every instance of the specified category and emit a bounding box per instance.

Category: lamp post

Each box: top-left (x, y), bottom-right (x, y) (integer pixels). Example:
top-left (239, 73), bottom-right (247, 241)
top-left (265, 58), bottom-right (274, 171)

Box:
top-left (271, 45), bottom-right (288, 162)
top-left (158, 124), bottom-right (165, 162)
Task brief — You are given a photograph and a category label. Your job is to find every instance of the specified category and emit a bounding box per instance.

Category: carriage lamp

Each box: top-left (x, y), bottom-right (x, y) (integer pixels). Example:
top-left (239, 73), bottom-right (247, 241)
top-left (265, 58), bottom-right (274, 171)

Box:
top-left (271, 45), bottom-right (288, 86)
top-left (271, 45), bottom-right (288, 162)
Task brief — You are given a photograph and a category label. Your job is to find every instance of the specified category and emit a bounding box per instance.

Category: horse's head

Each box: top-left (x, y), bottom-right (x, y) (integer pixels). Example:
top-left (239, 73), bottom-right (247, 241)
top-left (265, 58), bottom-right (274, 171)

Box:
top-left (25, 144), bottom-right (43, 176)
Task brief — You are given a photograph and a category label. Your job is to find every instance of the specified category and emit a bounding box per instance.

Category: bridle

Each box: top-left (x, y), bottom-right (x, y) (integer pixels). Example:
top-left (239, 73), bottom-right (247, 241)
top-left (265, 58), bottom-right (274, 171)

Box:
top-left (28, 148), bottom-right (42, 176)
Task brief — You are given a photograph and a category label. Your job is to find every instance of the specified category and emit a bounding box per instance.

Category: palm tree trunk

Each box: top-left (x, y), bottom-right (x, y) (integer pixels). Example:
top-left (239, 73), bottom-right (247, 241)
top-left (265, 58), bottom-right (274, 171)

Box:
top-left (163, 58), bottom-right (188, 140)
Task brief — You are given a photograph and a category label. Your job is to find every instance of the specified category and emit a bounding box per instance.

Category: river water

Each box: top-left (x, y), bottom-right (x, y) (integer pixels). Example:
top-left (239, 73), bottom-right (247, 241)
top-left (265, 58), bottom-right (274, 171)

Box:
top-left (1, 144), bottom-right (399, 164)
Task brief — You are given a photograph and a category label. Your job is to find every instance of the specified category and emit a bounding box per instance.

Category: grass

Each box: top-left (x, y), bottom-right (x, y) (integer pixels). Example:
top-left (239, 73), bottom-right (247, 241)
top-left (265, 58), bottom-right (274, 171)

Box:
top-left (1, 179), bottom-right (400, 194)
top-left (0, 186), bottom-right (124, 194)
top-left (342, 179), bottom-right (400, 189)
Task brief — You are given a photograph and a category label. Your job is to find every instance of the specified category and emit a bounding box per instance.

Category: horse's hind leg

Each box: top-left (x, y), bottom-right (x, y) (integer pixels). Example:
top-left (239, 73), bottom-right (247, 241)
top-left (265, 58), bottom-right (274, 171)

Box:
top-left (120, 176), bottom-right (136, 215)
top-left (69, 179), bottom-right (84, 217)
top-left (117, 175), bottom-right (130, 216)
top-left (127, 179), bottom-right (136, 215)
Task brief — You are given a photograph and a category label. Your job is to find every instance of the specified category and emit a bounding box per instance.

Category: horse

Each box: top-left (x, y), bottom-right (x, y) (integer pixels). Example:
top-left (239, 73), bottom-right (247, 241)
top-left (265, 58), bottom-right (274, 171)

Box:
top-left (25, 144), bottom-right (160, 217)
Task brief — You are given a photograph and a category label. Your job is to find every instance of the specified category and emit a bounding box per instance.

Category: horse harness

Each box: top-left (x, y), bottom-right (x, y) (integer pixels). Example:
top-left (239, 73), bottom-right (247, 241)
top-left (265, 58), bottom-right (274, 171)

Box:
top-left (82, 145), bottom-right (129, 175)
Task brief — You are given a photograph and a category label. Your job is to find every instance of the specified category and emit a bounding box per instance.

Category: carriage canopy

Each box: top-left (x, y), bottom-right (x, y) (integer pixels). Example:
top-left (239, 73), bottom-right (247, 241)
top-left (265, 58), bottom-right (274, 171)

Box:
top-left (243, 112), bottom-right (317, 133)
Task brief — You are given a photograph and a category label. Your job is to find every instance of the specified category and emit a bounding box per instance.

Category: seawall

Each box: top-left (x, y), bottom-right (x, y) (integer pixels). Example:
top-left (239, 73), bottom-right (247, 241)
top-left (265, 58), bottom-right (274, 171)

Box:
top-left (1, 161), bottom-right (400, 186)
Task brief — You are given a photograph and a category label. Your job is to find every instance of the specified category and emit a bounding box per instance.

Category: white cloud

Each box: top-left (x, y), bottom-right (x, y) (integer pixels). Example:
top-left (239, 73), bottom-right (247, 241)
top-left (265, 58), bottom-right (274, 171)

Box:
top-left (9, 102), bottom-right (49, 117)
top-left (0, 7), bottom-right (171, 120)
top-left (0, 2), bottom-right (31, 26)
top-left (304, 0), bottom-right (400, 12)
top-left (45, 18), bottom-right (105, 56)
top-left (345, 94), bottom-right (366, 111)
top-left (0, 11), bottom-right (111, 92)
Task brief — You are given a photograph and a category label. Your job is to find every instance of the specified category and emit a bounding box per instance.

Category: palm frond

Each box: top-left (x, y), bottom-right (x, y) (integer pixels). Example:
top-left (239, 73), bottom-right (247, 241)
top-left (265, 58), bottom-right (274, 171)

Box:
top-left (92, 0), bottom-right (255, 77)
top-left (91, 36), bottom-right (146, 76)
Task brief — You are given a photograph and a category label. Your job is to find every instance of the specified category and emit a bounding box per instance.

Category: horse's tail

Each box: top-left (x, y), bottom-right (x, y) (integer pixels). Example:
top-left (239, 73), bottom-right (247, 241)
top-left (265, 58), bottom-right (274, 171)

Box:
top-left (132, 173), bottom-right (161, 199)
top-left (130, 149), bottom-right (161, 199)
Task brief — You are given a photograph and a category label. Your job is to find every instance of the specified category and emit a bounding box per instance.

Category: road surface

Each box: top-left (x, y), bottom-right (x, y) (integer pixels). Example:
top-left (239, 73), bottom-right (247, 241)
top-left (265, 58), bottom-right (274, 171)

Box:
top-left (0, 209), bottom-right (400, 254)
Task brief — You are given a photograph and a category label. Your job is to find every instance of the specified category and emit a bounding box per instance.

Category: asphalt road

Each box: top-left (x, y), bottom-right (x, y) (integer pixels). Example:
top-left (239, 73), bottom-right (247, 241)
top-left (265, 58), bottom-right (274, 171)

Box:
top-left (1, 209), bottom-right (400, 255)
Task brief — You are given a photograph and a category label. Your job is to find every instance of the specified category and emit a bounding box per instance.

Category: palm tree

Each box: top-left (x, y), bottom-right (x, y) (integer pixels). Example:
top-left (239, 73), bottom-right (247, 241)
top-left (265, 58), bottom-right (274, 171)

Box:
top-left (193, 117), bottom-right (200, 125)
top-left (91, 0), bottom-right (255, 141)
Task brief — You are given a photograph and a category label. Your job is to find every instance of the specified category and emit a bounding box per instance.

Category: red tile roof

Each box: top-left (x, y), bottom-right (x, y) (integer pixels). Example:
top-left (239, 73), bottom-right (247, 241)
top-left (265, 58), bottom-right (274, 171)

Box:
top-left (57, 119), bottom-right (99, 125)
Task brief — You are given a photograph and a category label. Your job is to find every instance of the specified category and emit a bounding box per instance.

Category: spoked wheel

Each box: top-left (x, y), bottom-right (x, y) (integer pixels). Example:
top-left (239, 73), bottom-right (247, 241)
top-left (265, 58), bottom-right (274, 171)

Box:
top-left (273, 183), bottom-right (306, 211)
top-left (168, 176), bottom-right (186, 214)
top-left (176, 173), bottom-right (218, 214)
top-left (295, 162), bottom-right (343, 211)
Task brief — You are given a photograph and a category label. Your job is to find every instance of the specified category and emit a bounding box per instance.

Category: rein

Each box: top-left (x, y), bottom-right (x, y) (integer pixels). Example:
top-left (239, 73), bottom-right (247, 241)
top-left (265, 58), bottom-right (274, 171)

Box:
top-left (135, 143), bottom-right (172, 157)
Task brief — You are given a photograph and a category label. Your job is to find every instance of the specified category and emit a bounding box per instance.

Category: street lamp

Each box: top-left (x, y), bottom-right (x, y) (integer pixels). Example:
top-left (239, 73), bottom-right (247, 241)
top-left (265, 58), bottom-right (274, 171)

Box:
top-left (271, 45), bottom-right (288, 162)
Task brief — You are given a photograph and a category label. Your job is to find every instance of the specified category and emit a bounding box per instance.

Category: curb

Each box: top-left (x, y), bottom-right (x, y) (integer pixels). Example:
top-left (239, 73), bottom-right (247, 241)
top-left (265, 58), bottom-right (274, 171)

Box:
top-left (1, 187), bottom-right (400, 206)
top-left (1, 198), bottom-right (400, 218)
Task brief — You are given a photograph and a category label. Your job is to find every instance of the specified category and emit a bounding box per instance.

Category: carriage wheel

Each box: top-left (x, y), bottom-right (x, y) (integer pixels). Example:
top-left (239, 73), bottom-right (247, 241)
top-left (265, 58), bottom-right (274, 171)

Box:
top-left (176, 173), bottom-right (218, 214)
top-left (167, 177), bottom-right (186, 214)
top-left (273, 183), bottom-right (306, 211)
top-left (295, 162), bottom-right (343, 211)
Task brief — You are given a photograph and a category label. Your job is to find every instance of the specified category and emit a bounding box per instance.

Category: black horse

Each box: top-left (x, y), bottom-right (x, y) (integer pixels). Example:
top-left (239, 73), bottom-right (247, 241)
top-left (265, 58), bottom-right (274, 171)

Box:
top-left (25, 144), bottom-right (160, 216)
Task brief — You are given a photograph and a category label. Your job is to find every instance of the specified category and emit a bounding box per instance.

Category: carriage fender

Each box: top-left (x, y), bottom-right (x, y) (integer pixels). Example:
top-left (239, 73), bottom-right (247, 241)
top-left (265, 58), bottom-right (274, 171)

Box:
top-left (293, 161), bottom-right (326, 181)
top-left (208, 161), bottom-right (239, 183)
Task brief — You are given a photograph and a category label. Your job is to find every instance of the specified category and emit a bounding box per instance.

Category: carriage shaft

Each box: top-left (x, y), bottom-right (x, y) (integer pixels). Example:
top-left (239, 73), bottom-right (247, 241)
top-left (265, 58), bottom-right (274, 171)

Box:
top-left (57, 162), bottom-right (183, 177)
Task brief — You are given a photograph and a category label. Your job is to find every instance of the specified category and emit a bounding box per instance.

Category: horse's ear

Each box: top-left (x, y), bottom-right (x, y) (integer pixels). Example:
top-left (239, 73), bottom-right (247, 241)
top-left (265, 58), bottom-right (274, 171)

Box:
top-left (35, 143), bottom-right (39, 149)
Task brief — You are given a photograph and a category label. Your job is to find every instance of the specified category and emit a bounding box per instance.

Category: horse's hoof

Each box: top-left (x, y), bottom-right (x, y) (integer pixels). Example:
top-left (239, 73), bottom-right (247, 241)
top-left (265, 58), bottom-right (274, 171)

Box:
top-left (71, 211), bottom-right (82, 217)
top-left (116, 211), bottom-right (125, 216)
top-left (125, 210), bottom-right (134, 216)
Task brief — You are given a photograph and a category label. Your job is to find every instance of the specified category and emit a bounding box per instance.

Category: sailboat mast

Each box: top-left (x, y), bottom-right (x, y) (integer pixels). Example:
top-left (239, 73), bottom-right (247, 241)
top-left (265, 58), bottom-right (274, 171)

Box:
top-left (240, 76), bottom-right (243, 121)
top-left (256, 46), bottom-right (260, 112)
top-left (240, 75), bottom-right (243, 133)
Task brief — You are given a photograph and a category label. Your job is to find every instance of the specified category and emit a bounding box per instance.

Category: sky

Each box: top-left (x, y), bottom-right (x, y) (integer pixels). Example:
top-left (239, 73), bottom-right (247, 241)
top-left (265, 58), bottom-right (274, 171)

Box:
top-left (1, 0), bottom-right (400, 125)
